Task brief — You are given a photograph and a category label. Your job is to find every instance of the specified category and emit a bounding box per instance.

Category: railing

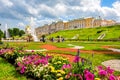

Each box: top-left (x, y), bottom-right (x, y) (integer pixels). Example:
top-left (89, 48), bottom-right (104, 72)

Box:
top-left (2, 40), bottom-right (27, 42)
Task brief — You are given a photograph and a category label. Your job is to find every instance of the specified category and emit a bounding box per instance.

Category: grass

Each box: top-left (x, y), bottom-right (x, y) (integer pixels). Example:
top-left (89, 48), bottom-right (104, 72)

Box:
top-left (50, 41), bottom-right (120, 50)
top-left (46, 25), bottom-right (120, 40)
top-left (3, 42), bottom-right (45, 50)
top-left (0, 57), bottom-right (27, 80)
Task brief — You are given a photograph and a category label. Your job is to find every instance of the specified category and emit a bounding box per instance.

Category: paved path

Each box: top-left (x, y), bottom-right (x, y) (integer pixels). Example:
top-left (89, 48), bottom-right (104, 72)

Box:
top-left (107, 48), bottom-right (120, 52)
top-left (102, 59), bottom-right (120, 71)
top-left (103, 46), bottom-right (120, 53)
top-left (26, 49), bottom-right (47, 52)
top-left (41, 44), bottom-right (120, 54)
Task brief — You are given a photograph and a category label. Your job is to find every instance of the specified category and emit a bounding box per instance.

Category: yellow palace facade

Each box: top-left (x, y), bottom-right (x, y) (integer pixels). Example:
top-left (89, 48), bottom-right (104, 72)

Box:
top-left (35, 17), bottom-right (116, 37)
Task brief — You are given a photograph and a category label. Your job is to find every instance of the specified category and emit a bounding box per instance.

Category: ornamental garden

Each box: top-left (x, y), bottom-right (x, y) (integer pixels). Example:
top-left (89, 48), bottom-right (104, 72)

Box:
top-left (0, 25), bottom-right (120, 80)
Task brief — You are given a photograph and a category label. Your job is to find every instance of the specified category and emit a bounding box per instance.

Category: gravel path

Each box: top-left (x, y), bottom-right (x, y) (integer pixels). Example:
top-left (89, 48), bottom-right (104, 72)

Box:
top-left (26, 49), bottom-right (47, 52)
top-left (102, 59), bottom-right (120, 71)
top-left (107, 48), bottom-right (120, 52)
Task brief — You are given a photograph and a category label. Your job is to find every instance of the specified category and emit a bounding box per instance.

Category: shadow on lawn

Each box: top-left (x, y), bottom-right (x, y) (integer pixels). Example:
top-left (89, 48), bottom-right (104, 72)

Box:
top-left (103, 53), bottom-right (120, 59)
top-left (0, 57), bottom-right (27, 80)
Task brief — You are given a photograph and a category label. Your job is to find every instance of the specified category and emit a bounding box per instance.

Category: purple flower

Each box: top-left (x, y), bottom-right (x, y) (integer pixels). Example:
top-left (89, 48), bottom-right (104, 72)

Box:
top-left (31, 50), bottom-right (34, 52)
top-left (106, 67), bottom-right (114, 74)
top-left (20, 66), bottom-right (26, 74)
top-left (85, 71), bottom-right (94, 80)
top-left (109, 74), bottom-right (116, 80)
top-left (46, 54), bottom-right (52, 59)
top-left (73, 55), bottom-right (80, 63)
top-left (62, 64), bottom-right (71, 70)
top-left (99, 70), bottom-right (107, 76)
top-left (97, 66), bottom-right (103, 71)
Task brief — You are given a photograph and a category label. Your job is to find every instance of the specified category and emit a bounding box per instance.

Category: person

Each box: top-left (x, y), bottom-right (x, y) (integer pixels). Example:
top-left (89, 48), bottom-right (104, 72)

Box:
top-left (41, 35), bottom-right (46, 43)
top-left (62, 37), bottom-right (64, 42)
top-left (57, 37), bottom-right (60, 42)
top-left (51, 37), bottom-right (54, 42)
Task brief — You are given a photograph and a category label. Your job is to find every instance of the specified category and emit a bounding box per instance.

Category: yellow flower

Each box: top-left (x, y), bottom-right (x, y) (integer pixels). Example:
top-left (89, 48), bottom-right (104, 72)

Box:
top-left (57, 61), bottom-right (61, 64)
top-left (63, 58), bottom-right (67, 60)
top-left (57, 73), bottom-right (62, 77)
top-left (57, 77), bottom-right (63, 80)
top-left (49, 66), bottom-right (57, 73)
top-left (95, 78), bottom-right (101, 80)
top-left (57, 70), bottom-right (65, 74)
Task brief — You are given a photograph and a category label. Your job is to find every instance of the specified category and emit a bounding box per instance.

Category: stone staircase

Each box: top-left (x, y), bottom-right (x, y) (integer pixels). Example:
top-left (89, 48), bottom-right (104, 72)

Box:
top-left (97, 33), bottom-right (106, 39)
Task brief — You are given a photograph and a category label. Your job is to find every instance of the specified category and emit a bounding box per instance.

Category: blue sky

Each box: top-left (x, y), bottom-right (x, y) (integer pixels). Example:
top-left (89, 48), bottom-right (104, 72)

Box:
top-left (0, 0), bottom-right (120, 31)
top-left (101, 0), bottom-right (116, 7)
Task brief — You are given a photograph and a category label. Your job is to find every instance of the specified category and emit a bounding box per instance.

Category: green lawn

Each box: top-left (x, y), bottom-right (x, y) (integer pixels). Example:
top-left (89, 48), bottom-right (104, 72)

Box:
top-left (50, 41), bottom-right (120, 50)
top-left (47, 25), bottom-right (120, 40)
top-left (0, 57), bottom-right (27, 80)
top-left (3, 42), bottom-right (45, 50)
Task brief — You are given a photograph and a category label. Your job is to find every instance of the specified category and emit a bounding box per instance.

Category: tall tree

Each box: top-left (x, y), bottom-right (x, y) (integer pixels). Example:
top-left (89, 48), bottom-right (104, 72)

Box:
top-left (0, 29), bottom-right (4, 40)
top-left (19, 30), bottom-right (25, 37)
top-left (13, 28), bottom-right (19, 36)
top-left (8, 28), bottom-right (13, 37)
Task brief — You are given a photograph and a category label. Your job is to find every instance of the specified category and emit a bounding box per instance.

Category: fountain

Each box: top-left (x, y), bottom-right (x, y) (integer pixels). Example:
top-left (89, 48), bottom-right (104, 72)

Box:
top-left (30, 17), bottom-right (39, 42)
top-left (5, 24), bottom-right (10, 39)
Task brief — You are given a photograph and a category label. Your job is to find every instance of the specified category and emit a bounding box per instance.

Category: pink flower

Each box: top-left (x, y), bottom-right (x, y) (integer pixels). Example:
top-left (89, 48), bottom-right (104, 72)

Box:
top-left (65, 72), bottom-right (72, 79)
top-left (62, 64), bottom-right (71, 70)
top-left (73, 56), bottom-right (80, 63)
top-left (85, 71), bottom-right (94, 80)
top-left (117, 76), bottom-right (120, 80)
top-left (46, 54), bottom-right (52, 59)
top-left (99, 70), bottom-right (107, 76)
top-left (31, 50), bottom-right (34, 52)
top-left (106, 67), bottom-right (114, 74)
top-left (17, 62), bottom-right (23, 67)
top-left (97, 66), bottom-right (103, 71)
top-left (84, 69), bottom-right (89, 74)
top-left (20, 66), bottom-right (26, 74)
top-left (109, 74), bottom-right (116, 80)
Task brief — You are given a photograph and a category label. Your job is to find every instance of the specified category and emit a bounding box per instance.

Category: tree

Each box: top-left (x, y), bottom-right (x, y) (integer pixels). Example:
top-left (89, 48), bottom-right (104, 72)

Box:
top-left (41, 35), bottom-right (46, 42)
top-left (19, 30), bottom-right (25, 37)
top-left (0, 29), bottom-right (4, 40)
top-left (8, 28), bottom-right (13, 37)
top-left (13, 28), bottom-right (19, 36)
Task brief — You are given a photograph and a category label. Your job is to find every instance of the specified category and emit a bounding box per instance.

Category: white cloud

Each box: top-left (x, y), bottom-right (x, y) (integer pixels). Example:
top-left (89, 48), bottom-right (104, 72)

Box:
top-left (1, 0), bottom-right (120, 30)
top-left (17, 22), bottom-right (25, 27)
top-left (0, 0), bottom-right (13, 7)
top-left (112, 1), bottom-right (120, 17)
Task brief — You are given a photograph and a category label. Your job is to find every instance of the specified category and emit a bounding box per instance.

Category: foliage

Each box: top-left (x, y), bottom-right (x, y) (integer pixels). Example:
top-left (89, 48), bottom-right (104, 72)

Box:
top-left (0, 29), bottom-right (4, 40)
top-left (19, 30), bottom-right (25, 37)
top-left (8, 28), bottom-right (14, 37)
top-left (13, 28), bottom-right (20, 36)
top-left (8, 28), bottom-right (25, 38)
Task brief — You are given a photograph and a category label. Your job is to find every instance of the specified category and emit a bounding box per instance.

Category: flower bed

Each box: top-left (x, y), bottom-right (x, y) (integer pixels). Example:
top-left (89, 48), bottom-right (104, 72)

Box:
top-left (0, 46), bottom-right (120, 80)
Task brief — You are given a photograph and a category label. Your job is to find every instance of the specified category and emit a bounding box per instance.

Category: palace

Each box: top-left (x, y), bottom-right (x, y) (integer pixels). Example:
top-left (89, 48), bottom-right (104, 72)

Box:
top-left (35, 17), bottom-right (116, 38)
